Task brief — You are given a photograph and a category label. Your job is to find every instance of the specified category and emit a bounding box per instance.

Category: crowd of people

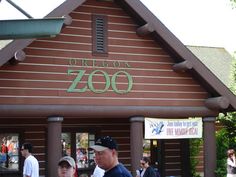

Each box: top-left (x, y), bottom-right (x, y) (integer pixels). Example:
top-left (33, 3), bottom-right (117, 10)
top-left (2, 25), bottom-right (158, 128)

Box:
top-left (18, 136), bottom-right (236, 177)
top-left (58, 136), bottom-right (132, 177)
top-left (57, 136), bottom-right (160, 177)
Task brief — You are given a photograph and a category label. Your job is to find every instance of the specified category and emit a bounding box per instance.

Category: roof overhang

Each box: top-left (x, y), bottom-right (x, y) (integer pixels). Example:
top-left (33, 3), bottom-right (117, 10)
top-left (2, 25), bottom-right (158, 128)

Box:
top-left (0, 18), bottom-right (64, 39)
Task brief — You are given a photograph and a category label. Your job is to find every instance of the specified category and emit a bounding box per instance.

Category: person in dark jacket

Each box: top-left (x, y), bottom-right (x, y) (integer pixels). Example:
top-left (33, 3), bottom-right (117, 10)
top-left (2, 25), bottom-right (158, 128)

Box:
top-left (138, 157), bottom-right (156, 177)
top-left (90, 136), bottom-right (132, 177)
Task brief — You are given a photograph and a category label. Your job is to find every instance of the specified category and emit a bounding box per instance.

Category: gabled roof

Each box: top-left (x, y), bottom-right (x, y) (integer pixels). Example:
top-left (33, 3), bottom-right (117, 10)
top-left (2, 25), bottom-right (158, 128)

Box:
top-left (0, 0), bottom-right (236, 112)
top-left (187, 46), bottom-right (233, 87)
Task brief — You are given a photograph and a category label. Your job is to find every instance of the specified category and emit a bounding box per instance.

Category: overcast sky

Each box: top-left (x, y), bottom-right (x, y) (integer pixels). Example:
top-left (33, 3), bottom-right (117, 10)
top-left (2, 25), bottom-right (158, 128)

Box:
top-left (141, 0), bottom-right (236, 54)
top-left (0, 0), bottom-right (236, 54)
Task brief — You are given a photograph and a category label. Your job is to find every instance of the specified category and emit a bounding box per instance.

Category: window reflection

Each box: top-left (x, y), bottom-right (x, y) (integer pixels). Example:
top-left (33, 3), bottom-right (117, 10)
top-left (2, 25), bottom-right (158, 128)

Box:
top-left (61, 133), bottom-right (71, 156)
top-left (76, 133), bottom-right (88, 168)
top-left (143, 139), bottom-right (151, 157)
top-left (61, 132), bottom-right (95, 169)
top-left (0, 134), bottom-right (19, 172)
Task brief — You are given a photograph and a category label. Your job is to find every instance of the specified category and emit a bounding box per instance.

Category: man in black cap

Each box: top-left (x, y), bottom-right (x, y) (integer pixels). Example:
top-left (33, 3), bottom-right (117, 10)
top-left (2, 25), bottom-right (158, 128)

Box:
top-left (90, 136), bottom-right (132, 177)
top-left (58, 156), bottom-right (76, 177)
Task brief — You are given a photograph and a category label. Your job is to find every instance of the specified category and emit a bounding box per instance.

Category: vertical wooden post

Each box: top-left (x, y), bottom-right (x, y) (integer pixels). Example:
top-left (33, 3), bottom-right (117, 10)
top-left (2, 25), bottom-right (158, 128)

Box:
top-left (130, 116), bottom-right (144, 176)
top-left (203, 117), bottom-right (216, 177)
top-left (47, 116), bottom-right (63, 177)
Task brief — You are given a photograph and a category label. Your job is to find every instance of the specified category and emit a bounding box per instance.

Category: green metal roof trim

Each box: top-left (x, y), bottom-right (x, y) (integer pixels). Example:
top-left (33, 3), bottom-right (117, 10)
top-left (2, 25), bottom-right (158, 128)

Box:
top-left (0, 18), bottom-right (65, 39)
top-left (0, 0), bottom-right (86, 66)
top-left (0, 0), bottom-right (236, 112)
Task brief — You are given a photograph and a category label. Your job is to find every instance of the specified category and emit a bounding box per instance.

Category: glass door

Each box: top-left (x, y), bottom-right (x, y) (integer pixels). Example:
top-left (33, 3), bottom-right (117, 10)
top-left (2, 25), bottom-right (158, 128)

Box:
top-left (61, 132), bottom-right (95, 176)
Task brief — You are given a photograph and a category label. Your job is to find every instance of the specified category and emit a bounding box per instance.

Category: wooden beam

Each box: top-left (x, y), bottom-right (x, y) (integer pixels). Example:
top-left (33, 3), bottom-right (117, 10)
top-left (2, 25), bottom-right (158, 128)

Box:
top-left (9, 50), bottom-right (26, 65)
top-left (0, 105), bottom-right (219, 118)
top-left (205, 96), bottom-right (230, 110)
top-left (136, 23), bottom-right (154, 36)
top-left (63, 14), bottom-right (72, 26)
top-left (14, 50), bottom-right (26, 61)
top-left (172, 60), bottom-right (193, 72)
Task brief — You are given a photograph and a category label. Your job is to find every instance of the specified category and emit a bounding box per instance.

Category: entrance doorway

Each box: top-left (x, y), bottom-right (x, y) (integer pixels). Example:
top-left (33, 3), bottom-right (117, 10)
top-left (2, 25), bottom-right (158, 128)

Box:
top-left (61, 132), bottom-right (96, 176)
top-left (143, 139), bottom-right (162, 175)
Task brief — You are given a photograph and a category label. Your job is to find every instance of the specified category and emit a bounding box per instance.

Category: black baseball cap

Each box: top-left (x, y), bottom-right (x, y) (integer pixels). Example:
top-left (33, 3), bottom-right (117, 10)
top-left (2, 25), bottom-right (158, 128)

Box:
top-left (90, 136), bottom-right (117, 151)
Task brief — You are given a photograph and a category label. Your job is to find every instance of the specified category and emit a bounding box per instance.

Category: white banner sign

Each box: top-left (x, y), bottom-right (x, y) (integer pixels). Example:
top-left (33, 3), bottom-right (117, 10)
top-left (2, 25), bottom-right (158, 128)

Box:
top-left (145, 117), bottom-right (202, 139)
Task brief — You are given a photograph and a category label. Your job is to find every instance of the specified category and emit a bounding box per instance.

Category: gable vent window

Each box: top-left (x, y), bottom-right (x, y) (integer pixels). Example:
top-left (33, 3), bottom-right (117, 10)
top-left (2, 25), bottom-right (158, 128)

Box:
top-left (92, 14), bottom-right (108, 56)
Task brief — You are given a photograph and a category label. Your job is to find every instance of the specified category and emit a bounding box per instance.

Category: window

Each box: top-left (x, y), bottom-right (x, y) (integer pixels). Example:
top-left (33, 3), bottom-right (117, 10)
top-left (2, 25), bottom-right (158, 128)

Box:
top-left (61, 133), bottom-right (71, 156)
top-left (92, 14), bottom-right (108, 56)
top-left (143, 139), bottom-right (151, 157)
top-left (143, 139), bottom-right (162, 169)
top-left (61, 132), bottom-right (95, 169)
top-left (0, 133), bottom-right (19, 172)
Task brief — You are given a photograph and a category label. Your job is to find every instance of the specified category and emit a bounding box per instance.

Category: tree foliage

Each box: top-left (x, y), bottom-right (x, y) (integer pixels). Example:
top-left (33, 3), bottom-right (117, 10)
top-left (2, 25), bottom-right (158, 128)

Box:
top-left (231, 0), bottom-right (236, 8)
top-left (190, 139), bottom-right (202, 177)
top-left (218, 113), bottom-right (236, 148)
top-left (215, 128), bottom-right (229, 177)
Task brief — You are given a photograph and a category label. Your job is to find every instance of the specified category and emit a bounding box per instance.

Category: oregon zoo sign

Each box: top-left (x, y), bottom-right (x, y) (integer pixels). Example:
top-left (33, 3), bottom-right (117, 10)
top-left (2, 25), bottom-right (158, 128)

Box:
top-left (67, 59), bottom-right (133, 94)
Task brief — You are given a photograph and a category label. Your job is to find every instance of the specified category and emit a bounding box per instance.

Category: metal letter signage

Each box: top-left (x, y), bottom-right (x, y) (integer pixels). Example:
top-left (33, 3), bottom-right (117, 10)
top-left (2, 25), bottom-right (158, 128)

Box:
top-left (88, 70), bottom-right (110, 94)
top-left (67, 67), bottom-right (133, 94)
top-left (67, 69), bottom-right (87, 93)
top-left (111, 71), bottom-right (133, 94)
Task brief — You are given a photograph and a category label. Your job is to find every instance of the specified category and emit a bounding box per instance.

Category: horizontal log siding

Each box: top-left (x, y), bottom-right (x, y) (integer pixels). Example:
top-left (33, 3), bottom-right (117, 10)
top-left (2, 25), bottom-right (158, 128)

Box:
top-left (163, 140), bottom-right (182, 176)
top-left (0, 0), bottom-right (209, 107)
top-left (24, 129), bottom-right (46, 176)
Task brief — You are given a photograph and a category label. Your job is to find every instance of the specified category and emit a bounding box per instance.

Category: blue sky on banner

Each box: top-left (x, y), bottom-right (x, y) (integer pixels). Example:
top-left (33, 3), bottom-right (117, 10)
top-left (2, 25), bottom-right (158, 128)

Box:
top-left (0, 0), bottom-right (236, 54)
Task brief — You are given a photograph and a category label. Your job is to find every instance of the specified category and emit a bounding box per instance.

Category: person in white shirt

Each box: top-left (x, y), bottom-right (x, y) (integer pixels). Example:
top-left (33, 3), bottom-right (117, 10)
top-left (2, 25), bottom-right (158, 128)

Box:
top-left (92, 164), bottom-right (105, 177)
top-left (21, 142), bottom-right (39, 177)
top-left (227, 149), bottom-right (236, 177)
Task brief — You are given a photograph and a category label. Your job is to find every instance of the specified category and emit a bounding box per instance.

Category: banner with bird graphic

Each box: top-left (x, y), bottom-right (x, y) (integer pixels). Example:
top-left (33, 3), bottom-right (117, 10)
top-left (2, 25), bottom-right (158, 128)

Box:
top-left (145, 117), bottom-right (202, 139)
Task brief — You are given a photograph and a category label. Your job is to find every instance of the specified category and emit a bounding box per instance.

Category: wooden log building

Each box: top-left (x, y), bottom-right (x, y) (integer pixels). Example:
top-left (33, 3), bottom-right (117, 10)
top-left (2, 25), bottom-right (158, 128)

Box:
top-left (0, 0), bottom-right (236, 177)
